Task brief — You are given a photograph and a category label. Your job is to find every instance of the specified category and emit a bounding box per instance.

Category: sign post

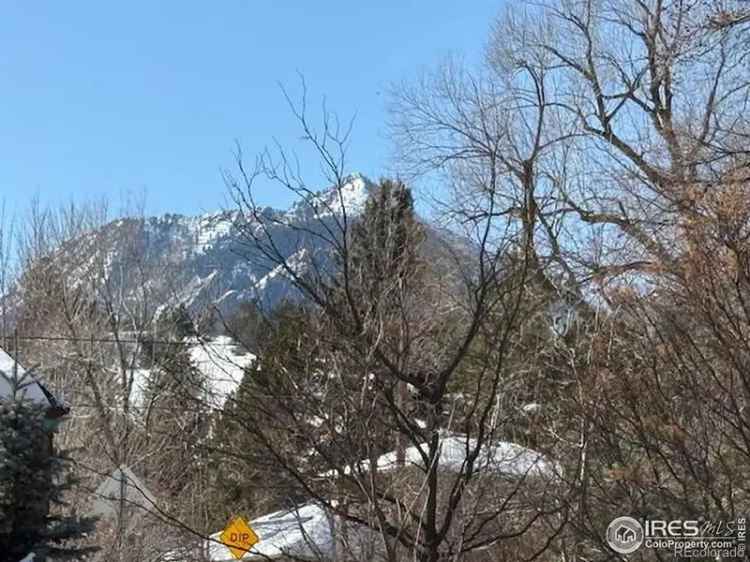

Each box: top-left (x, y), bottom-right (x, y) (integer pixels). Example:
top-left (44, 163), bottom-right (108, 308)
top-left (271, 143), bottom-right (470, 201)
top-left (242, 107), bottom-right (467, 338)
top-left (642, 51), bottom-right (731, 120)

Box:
top-left (220, 516), bottom-right (260, 560)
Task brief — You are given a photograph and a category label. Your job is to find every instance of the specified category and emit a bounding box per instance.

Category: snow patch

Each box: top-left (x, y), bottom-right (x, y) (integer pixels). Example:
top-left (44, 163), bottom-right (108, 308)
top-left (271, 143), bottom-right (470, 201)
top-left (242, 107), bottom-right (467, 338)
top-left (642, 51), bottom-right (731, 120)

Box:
top-left (167, 433), bottom-right (559, 561)
top-left (253, 248), bottom-right (309, 292)
top-left (195, 213), bottom-right (235, 254)
top-left (521, 403), bottom-right (542, 414)
top-left (130, 336), bottom-right (255, 413)
top-left (189, 336), bottom-right (256, 410)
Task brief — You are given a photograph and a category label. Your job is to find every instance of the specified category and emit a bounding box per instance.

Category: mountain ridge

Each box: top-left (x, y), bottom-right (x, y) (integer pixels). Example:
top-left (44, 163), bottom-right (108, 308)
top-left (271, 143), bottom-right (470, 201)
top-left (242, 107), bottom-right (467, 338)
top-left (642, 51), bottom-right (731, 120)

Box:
top-left (12, 174), bottom-right (472, 339)
top-left (11, 174), bottom-right (378, 330)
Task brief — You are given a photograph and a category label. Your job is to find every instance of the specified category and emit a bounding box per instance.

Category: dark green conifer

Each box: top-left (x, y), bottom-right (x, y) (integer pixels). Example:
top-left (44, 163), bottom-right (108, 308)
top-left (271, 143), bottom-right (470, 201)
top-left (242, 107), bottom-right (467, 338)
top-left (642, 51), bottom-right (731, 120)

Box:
top-left (0, 393), bottom-right (97, 561)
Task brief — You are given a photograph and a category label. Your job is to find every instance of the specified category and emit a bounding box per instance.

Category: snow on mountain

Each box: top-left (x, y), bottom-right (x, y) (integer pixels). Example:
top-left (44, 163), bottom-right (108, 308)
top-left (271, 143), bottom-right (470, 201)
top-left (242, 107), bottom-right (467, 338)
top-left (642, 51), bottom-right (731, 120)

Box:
top-left (194, 212), bottom-right (235, 253)
top-left (252, 247), bottom-right (309, 293)
top-left (285, 173), bottom-right (372, 221)
top-left (324, 173), bottom-right (372, 216)
top-left (35, 174), bottom-right (377, 322)
top-left (9, 174), bottom-right (475, 337)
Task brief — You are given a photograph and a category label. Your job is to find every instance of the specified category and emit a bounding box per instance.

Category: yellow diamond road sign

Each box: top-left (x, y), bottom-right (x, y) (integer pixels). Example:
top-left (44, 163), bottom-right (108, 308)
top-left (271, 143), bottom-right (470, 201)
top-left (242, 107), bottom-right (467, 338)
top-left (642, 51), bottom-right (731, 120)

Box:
top-left (220, 516), bottom-right (260, 560)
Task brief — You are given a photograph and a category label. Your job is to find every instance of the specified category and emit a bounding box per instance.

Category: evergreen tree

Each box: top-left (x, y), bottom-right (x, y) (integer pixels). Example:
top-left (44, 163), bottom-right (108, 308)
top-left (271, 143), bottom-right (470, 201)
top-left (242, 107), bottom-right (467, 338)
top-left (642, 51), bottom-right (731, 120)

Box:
top-left (348, 179), bottom-right (423, 311)
top-left (208, 181), bottom-right (428, 524)
top-left (224, 302), bottom-right (264, 354)
top-left (346, 179), bottom-right (428, 464)
top-left (0, 394), bottom-right (97, 561)
top-left (207, 303), bottom-right (317, 523)
top-left (140, 306), bottom-right (209, 505)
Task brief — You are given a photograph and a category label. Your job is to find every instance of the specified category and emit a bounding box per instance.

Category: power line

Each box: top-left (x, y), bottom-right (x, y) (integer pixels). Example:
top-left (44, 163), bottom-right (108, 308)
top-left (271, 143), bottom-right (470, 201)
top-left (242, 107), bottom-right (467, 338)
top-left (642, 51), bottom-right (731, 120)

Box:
top-left (1, 333), bottom-right (251, 348)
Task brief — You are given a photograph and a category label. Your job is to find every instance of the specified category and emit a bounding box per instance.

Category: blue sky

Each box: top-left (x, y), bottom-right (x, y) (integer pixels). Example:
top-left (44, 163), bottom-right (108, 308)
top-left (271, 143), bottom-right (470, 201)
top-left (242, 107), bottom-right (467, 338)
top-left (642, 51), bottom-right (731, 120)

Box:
top-left (0, 1), bottom-right (500, 217)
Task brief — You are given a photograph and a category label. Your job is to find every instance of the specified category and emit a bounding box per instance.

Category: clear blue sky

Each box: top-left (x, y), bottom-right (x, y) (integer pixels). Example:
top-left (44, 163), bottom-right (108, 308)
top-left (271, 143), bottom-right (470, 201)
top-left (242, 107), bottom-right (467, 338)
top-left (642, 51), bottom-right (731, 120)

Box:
top-left (0, 1), bottom-right (500, 217)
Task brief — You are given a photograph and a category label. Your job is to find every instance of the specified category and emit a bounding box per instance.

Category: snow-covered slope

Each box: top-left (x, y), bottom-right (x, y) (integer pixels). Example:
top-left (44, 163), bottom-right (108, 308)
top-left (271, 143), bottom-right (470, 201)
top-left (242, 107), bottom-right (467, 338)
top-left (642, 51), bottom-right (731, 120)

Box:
top-left (188, 335), bottom-right (256, 409)
top-left (131, 336), bottom-right (256, 412)
top-left (166, 502), bottom-right (379, 562)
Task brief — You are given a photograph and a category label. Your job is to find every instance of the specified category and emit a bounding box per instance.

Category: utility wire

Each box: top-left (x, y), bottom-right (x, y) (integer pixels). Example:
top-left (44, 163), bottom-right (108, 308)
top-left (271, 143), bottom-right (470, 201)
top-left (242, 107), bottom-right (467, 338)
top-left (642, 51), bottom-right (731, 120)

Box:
top-left (1, 333), bottom-right (250, 348)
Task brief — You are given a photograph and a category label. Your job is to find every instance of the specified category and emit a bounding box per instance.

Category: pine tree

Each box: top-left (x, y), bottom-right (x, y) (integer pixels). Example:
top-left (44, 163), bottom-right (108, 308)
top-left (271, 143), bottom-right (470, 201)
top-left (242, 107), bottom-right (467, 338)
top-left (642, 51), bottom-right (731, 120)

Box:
top-left (348, 179), bottom-right (423, 311)
top-left (207, 303), bottom-right (316, 523)
top-left (0, 394), bottom-right (97, 561)
top-left (347, 179), bottom-right (425, 465)
top-left (140, 306), bottom-right (209, 507)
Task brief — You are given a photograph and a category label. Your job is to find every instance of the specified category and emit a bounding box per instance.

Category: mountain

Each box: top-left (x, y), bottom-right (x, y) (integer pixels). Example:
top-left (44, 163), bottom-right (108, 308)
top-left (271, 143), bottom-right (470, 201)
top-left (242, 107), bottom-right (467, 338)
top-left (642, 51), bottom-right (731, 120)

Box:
top-left (11, 172), bottom-right (475, 342)
top-left (11, 174), bottom-right (377, 330)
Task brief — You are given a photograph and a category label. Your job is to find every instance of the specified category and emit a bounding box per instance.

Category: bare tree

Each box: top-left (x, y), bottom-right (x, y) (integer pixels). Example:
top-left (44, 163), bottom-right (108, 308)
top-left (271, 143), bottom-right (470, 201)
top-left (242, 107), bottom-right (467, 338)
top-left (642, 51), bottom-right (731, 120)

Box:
top-left (390, 1), bottom-right (750, 560)
top-left (218, 83), bottom-right (565, 561)
top-left (11, 198), bottom-right (221, 561)
top-left (392, 0), bottom-right (749, 286)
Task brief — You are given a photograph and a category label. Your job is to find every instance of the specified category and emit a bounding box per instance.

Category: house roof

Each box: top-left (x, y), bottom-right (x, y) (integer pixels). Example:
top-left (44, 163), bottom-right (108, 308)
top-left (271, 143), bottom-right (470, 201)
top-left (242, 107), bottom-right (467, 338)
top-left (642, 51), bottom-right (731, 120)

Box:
top-left (321, 434), bottom-right (561, 479)
top-left (0, 347), bottom-right (69, 418)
